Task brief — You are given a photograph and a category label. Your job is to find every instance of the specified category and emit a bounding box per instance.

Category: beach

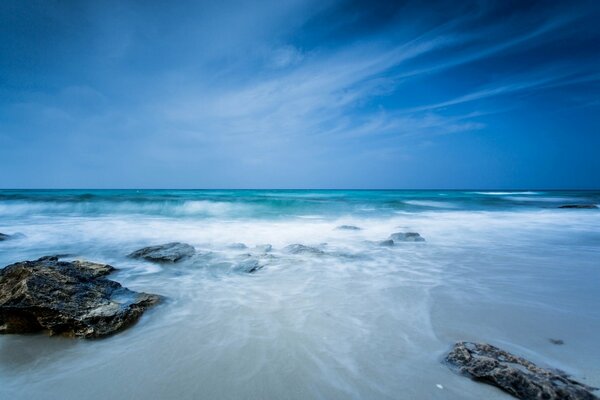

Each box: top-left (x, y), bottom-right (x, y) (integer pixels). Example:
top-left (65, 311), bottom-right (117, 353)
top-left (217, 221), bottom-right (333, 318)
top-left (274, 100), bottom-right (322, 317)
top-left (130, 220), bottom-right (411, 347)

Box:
top-left (1, 190), bottom-right (599, 399)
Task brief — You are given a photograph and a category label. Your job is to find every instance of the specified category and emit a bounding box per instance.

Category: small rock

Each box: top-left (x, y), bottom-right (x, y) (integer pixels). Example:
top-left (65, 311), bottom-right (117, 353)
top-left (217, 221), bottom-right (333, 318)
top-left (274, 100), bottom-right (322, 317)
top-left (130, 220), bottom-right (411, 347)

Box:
top-left (336, 225), bottom-right (361, 231)
top-left (549, 338), bottom-right (564, 345)
top-left (233, 259), bottom-right (263, 273)
top-left (389, 232), bottom-right (425, 242)
top-left (255, 244), bottom-right (272, 253)
top-left (0, 232), bottom-right (25, 241)
top-left (0, 256), bottom-right (162, 338)
top-left (228, 243), bottom-right (248, 250)
top-left (378, 239), bottom-right (395, 247)
top-left (445, 341), bottom-right (597, 400)
top-left (558, 204), bottom-right (598, 209)
top-left (128, 242), bottom-right (195, 263)
top-left (284, 244), bottom-right (324, 255)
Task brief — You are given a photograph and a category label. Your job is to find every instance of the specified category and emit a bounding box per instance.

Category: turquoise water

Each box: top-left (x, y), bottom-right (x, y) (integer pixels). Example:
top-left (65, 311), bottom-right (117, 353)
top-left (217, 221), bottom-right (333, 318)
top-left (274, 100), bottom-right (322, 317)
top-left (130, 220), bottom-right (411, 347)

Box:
top-left (1, 190), bottom-right (599, 399)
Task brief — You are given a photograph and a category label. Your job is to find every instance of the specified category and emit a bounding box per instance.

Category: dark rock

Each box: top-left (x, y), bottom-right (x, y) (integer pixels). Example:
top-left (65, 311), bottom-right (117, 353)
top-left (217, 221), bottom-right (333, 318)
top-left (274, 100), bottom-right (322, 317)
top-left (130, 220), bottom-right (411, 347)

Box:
top-left (0, 256), bottom-right (161, 338)
top-left (233, 259), bottom-right (263, 273)
top-left (336, 225), bottom-right (361, 231)
top-left (559, 204), bottom-right (598, 209)
top-left (389, 232), bottom-right (425, 242)
top-left (445, 341), bottom-right (598, 400)
top-left (128, 242), bottom-right (195, 263)
top-left (378, 239), bottom-right (395, 247)
top-left (284, 244), bottom-right (324, 255)
top-left (0, 232), bottom-right (25, 241)
top-left (549, 338), bottom-right (564, 345)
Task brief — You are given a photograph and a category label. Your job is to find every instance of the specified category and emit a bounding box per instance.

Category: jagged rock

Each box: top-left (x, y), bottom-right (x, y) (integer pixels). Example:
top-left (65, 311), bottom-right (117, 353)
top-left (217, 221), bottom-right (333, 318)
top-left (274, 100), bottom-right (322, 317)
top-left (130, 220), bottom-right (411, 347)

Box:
top-left (336, 225), bottom-right (361, 231)
top-left (0, 256), bottom-right (162, 338)
top-left (445, 341), bottom-right (598, 400)
top-left (128, 242), bottom-right (195, 263)
top-left (389, 232), bottom-right (425, 242)
top-left (284, 244), bottom-right (324, 255)
top-left (378, 239), bottom-right (395, 247)
top-left (559, 204), bottom-right (598, 209)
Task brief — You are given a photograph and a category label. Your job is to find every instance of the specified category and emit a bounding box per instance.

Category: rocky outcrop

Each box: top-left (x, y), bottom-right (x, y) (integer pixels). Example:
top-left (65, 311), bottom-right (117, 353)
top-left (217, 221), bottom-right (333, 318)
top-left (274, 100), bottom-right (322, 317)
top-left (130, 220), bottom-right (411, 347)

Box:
top-left (284, 244), bottom-right (324, 255)
top-left (128, 242), bottom-right (195, 263)
top-left (389, 232), bottom-right (425, 242)
top-left (445, 341), bottom-right (598, 400)
top-left (336, 225), bottom-right (361, 231)
top-left (559, 204), bottom-right (598, 209)
top-left (0, 256), bottom-right (162, 338)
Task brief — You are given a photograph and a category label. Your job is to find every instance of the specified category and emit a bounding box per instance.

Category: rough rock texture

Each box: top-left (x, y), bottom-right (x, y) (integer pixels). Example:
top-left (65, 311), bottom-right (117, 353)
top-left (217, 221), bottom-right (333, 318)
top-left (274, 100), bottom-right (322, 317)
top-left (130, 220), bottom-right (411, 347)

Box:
top-left (285, 244), bottom-right (325, 255)
top-left (0, 256), bottom-right (161, 338)
top-left (559, 204), bottom-right (598, 209)
top-left (336, 225), bottom-right (361, 231)
top-left (389, 232), bottom-right (425, 242)
top-left (128, 242), bottom-right (195, 263)
top-left (445, 341), bottom-right (598, 400)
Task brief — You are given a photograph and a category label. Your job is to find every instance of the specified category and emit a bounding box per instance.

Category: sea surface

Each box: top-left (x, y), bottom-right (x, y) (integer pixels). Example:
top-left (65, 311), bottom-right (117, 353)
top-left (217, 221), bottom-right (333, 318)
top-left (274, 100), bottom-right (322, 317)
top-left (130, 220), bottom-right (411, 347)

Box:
top-left (0, 189), bottom-right (599, 400)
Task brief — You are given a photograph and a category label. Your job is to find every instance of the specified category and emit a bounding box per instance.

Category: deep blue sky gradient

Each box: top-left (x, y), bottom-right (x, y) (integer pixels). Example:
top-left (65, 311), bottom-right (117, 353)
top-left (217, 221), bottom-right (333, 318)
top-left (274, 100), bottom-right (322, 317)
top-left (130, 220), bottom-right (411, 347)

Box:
top-left (1, 0), bottom-right (599, 188)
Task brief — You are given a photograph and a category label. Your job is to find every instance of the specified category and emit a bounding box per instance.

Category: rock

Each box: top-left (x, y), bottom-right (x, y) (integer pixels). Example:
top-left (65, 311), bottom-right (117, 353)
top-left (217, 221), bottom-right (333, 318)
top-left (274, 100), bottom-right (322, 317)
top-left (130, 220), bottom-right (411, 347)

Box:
top-left (255, 244), bottom-right (272, 253)
top-left (0, 232), bottom-right (25, 241)
top-left (228, 243), bottom-right (248, 250)
top-left (559, 204), bottom-right (598, 209)
top-left (445, 341), bottom-right (598, 400)
top-left (0, 256), bottom-right (161, 338)
top-left (378, 239), bottom-right (395, 247)
top-left (233, 259), bottom-right (263, 273)
top-left (284, 244), bottom-right (324, 255)
top-left (128, 242), bottom-right (195, 263)
top-left (549, 338), bottom-right (564, 345)
top-left (336, 225), bottom-right (361, 231)
top-left (389, 232), bottom-right (425, 242)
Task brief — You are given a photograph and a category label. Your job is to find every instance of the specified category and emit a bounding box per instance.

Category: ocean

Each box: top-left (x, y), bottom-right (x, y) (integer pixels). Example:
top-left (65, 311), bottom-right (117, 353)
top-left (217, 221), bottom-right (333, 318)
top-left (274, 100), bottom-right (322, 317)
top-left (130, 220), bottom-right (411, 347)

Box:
top-left (0, 189), bottom-right (599, 399)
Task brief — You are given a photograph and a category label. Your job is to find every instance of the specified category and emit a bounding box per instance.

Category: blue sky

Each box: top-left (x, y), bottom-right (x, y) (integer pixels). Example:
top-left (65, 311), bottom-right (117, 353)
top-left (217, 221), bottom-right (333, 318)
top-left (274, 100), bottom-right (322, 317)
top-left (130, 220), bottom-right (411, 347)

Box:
top-left (1, 0), bottom-right (599, 189)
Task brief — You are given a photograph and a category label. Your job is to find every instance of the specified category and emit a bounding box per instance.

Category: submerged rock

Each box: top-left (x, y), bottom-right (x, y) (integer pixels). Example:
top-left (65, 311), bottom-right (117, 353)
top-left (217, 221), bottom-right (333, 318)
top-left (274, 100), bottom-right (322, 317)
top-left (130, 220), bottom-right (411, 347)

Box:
top-left (378, 239), bottom-right (395, 247)
top-left (559, 204), bottom-right (598, 209)
top-left (228, 243), bottom-right (248, 250)
top-left (0, 256), bottom-right (161, 338)
top-left (336, 225), bottom-right (361, 231)
top-left (128, 242), bottom-right (195, 263)
top-left (255, 244), bottom-right (272, 253)
top-left (389, 232), bottom-right (425, 242)
top-left (233, 259), bottom-right (263, 273)
top-left (284, 244), bottom-right (324, 255)
top-left (0, 232), bottom-right (25, 241)
top-left (445, 341), bottom-right (598, 400)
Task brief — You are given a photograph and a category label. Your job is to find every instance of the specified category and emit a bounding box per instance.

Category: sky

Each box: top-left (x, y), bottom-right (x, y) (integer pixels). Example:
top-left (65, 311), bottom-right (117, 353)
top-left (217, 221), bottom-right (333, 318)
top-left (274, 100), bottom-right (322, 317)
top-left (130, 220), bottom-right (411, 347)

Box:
top-left (1, 0), bottom-right (599, 189)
